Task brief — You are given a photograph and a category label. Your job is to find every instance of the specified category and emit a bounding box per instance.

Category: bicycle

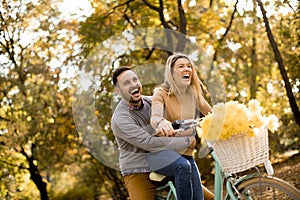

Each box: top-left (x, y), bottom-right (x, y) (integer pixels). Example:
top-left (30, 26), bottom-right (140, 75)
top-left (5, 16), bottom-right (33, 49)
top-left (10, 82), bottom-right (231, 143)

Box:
top-left (152, 119), bottom-right (300, 200)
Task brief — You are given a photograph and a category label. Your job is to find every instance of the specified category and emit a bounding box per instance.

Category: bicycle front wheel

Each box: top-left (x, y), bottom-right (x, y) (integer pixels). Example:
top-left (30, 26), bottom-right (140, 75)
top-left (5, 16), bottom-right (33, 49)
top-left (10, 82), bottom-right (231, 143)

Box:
top-left (236, 176), bottom-right (300, 199)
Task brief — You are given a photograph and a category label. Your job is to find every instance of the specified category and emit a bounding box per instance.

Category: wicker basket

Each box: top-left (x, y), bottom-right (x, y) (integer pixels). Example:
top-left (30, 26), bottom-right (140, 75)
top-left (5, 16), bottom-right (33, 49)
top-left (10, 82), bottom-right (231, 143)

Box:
top-left (212, 125), bottom-right (272, 175)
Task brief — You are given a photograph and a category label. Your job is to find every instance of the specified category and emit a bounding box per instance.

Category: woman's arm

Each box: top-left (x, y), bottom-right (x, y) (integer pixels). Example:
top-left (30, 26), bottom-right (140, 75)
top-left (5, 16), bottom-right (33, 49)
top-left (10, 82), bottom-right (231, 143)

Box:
top-left (151, 89), bottom-right (175, 136)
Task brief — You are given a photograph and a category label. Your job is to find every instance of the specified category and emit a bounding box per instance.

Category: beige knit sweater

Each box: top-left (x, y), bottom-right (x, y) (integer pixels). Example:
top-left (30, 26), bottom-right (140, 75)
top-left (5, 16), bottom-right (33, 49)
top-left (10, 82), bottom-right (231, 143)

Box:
top-left (151, 86), bottom-right (212, 156)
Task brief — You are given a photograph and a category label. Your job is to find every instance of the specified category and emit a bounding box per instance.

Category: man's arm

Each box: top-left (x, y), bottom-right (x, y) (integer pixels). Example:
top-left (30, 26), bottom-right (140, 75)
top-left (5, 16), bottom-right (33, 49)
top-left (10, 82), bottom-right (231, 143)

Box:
top-left (112, 114), bottom-right (192, 152)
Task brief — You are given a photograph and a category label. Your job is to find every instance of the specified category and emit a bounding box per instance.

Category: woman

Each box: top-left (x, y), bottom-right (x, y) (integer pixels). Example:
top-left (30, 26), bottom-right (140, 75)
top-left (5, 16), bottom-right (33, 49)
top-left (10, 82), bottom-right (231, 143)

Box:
top-left (148, 52), bottom-right (213, 200)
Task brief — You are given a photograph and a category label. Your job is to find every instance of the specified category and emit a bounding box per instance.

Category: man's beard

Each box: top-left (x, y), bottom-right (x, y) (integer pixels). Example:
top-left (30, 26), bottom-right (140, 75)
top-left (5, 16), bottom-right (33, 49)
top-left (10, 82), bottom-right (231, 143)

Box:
top-left (129, 97), bottom-right (142, 104)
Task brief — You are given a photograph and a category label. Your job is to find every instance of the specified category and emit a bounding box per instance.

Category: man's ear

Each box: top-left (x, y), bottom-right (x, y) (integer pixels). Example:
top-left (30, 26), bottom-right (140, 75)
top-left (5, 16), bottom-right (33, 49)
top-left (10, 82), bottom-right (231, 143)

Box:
top-left (114, 87), bottom-right (121, 96)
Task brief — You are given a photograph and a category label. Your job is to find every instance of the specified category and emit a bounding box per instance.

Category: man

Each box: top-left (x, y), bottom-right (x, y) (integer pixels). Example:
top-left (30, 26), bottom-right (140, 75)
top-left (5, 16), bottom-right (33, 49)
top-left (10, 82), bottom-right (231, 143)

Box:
top-left (111, 67), bottom-right (213, 200)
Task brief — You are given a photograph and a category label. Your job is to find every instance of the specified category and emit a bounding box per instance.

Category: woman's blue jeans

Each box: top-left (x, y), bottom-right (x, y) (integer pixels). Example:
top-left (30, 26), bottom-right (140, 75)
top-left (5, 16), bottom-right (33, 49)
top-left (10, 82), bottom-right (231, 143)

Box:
top-left (147, 150), bottom-right (204, 200)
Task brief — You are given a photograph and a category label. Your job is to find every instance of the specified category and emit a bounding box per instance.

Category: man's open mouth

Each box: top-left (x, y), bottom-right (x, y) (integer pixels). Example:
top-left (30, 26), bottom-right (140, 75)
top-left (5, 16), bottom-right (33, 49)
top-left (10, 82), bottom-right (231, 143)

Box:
top-left (131, 88), bottom-right (139, 95)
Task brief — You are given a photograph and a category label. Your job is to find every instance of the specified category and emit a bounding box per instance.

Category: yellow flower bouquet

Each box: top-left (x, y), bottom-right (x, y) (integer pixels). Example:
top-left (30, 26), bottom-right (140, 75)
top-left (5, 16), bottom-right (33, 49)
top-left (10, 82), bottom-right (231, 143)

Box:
top-left (199, 99), bottom-right (279, 141)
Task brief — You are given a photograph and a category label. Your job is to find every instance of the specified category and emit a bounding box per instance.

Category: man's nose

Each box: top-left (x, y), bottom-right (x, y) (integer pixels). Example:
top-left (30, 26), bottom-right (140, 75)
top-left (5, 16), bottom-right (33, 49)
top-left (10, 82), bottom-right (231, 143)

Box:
top-left (129, 81), bottom-right (138, 87)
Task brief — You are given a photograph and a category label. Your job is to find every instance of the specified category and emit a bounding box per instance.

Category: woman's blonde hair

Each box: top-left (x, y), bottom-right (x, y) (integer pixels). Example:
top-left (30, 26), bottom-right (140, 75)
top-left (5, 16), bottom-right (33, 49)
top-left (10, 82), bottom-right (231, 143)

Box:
top-left (158, 52), bottom-right (205, 105)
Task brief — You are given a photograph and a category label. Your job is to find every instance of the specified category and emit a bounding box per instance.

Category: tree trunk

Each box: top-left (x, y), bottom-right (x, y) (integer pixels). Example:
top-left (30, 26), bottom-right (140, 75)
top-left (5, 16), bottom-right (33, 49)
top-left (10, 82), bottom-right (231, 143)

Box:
top-left (175, 0), bottom-right (187, 52)
top-left (249, 35), bottom-right (258, 99)
top-left (21, 147), bottom-right (49, 200)
top-left (255, 0), bottom-right (300, 126)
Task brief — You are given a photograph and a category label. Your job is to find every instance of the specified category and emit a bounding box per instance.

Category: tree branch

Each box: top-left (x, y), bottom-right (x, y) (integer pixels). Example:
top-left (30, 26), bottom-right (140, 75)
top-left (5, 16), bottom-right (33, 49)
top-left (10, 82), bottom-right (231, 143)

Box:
top-left (0, 158), bottom-right (28, 170)
top-left (213, 0), bottom-right (238, 61)
top-left (142, 0), bottom-right (171, 29)
top-left (177, 0), bottom-right (186, 34)
top-left (141, 0), bottom-right (160, 12)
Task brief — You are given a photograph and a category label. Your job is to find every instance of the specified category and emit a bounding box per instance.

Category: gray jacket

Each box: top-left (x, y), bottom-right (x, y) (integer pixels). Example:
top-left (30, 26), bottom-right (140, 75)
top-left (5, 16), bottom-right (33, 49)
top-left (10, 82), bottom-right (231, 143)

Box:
top-left (111, 96), bottom-right (190, 176)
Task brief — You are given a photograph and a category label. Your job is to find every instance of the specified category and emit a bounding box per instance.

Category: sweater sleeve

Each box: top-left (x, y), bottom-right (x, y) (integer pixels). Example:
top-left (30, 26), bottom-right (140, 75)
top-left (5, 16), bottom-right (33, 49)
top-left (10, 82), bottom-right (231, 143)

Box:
top-left (111, 108), bottom-right (190, 152)
top-left (151, 89), bottom-right (166, 129)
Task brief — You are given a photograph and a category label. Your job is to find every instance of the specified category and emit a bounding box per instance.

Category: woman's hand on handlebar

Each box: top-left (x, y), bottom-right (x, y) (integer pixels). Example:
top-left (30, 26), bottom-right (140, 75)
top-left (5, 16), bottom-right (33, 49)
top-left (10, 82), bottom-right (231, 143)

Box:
top-left (157, 119), bottom-right (176, 137)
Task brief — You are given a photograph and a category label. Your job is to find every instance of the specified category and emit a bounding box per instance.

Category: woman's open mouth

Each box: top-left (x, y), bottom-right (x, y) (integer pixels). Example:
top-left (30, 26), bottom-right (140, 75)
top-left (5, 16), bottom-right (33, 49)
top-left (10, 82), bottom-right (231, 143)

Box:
top-left (182, 74), bottom-right (190, 80)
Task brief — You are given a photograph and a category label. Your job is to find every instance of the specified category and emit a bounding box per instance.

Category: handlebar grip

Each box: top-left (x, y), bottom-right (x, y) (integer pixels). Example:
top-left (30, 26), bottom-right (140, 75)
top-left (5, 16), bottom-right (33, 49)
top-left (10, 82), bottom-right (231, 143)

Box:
top-left (171, 120), bottom-right (182, 129)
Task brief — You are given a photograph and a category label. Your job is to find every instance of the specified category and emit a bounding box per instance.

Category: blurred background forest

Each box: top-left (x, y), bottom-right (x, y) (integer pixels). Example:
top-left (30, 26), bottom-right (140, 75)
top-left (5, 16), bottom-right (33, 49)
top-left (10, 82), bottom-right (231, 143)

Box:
top-left (0, 0), bottom-right (299, 199)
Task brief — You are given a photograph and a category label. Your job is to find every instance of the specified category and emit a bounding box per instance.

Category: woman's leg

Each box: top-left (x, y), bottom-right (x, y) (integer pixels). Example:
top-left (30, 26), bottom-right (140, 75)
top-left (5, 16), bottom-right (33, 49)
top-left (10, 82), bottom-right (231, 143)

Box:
top-left (183, 155), bottom-right (204, 200)
top-left (147, 150), bottom-right (193, 200)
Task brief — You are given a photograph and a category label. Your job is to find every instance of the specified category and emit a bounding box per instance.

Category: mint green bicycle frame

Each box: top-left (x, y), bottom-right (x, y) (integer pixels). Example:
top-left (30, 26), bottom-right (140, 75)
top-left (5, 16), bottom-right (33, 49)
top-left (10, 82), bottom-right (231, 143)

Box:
top-left (210, 145), bottom-right (258, 200)
top-left (155, 145), bottom-right (258, 200)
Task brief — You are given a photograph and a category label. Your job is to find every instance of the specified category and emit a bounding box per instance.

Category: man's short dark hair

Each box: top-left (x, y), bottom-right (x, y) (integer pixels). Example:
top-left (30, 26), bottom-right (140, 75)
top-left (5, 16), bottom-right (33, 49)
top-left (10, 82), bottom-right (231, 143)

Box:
top-left (112, 67), bottom-right (132, 86)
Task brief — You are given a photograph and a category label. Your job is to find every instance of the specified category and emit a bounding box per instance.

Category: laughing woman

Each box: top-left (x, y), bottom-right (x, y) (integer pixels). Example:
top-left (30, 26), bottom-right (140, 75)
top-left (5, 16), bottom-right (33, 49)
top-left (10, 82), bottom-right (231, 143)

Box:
top-left (148, 52), bottom-right (214, 200)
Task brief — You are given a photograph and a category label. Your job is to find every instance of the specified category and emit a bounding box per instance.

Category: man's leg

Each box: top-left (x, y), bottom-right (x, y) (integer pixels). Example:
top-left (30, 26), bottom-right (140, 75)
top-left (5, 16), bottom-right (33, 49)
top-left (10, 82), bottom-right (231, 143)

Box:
top-left (124, 173), bottom-right (156, 200)
top-left (203, 186), bottom-right (214, 200)
top-left (147, 150), bottom-right (193, 200)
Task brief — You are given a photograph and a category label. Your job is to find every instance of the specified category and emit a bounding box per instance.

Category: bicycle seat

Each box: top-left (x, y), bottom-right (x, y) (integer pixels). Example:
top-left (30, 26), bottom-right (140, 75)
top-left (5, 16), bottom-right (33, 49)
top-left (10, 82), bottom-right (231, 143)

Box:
top-left (149, 172), bottom-right (166, 182)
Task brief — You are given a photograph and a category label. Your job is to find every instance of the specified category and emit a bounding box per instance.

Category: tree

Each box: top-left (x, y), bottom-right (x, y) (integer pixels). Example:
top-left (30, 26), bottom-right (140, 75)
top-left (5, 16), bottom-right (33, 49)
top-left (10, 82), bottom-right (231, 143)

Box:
top-left (0, 0), bottom-right (80, 199)
top-left (255, 0), bottom-right (300, 126)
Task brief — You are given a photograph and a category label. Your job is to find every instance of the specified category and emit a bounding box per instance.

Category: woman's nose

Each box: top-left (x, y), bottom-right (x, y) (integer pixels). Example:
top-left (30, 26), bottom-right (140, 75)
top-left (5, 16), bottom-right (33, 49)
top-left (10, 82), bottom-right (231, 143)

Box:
top-left (184, 66), bottom-right (191, 71)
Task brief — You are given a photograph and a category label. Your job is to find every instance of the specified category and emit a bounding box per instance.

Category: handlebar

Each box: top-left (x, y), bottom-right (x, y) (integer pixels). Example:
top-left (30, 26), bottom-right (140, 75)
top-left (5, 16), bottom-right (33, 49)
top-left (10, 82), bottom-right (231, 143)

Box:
top-left (154, 118), bottom-right (202, 136)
